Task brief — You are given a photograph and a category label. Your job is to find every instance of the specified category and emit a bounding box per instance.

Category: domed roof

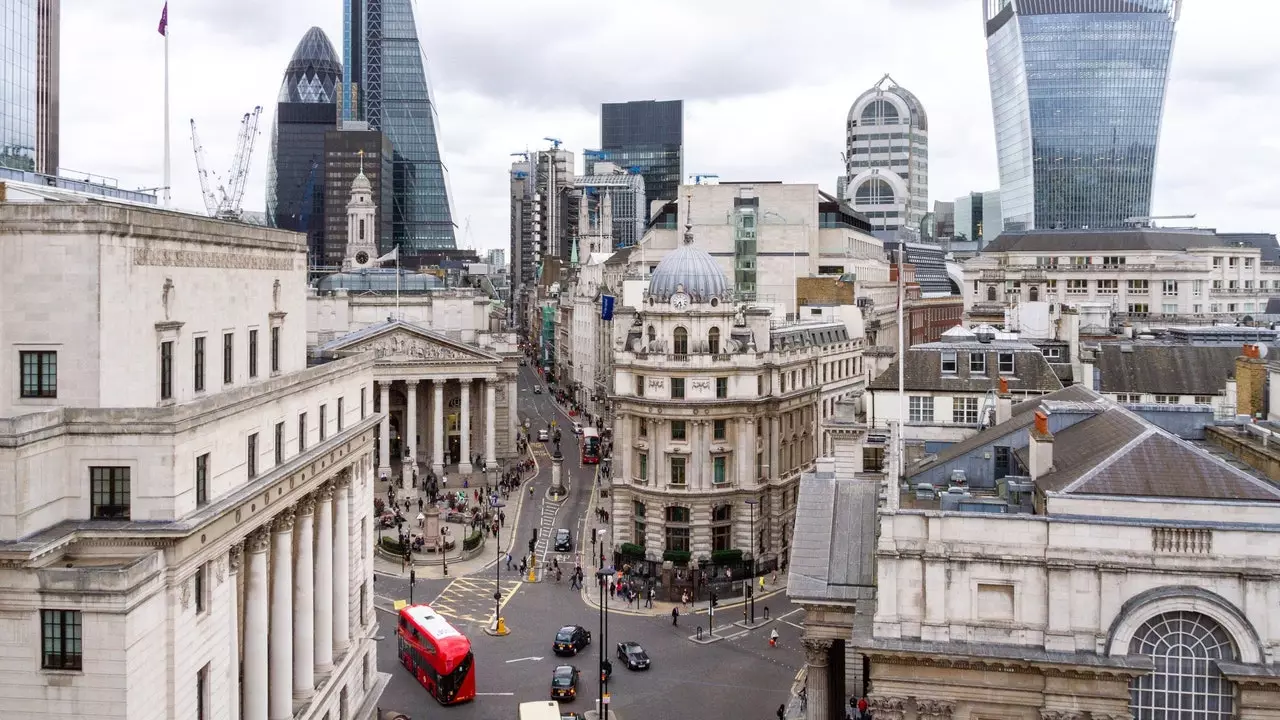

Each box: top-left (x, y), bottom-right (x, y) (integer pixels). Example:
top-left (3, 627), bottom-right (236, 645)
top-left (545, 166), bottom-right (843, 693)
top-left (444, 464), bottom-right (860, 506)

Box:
top-left (647, 222), bottom-right (731, 303)
top-left (351, 169), bottom-right (372, 193)
top-left (277, 27), bottom-right (341, 104)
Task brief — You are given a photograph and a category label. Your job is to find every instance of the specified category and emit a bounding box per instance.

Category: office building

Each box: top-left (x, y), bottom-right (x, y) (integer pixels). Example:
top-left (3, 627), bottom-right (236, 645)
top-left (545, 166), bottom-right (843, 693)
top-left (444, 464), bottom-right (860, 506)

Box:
top-left (343, 0), bottom-right (457, 255)
top-left (983, 0), bottom-right (1181, 230)
top-left (509, 157), bottom-right (536, 325)
top-left (267, 26), bottom-right (342, 266)
top-left (0, 190), bottom-right (387, 719)
top-left (593, 100), bottom-right (683, 221)
top-left (322, 122), bottom-right (393, 269)
top-left (953, 189), bottom-right (1002, 248)
top-left (575, 160), bottom-right (646, 249)
top-left (843, 75), bottom-right (928, 239)
top-left (0, 0), bottom-right (58, 175)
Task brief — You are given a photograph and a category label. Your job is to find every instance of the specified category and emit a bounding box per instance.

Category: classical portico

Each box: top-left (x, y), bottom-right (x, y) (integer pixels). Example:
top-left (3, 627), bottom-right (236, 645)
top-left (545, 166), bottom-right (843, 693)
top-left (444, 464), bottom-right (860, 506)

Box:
top-left (320, 319), bottom-right (520, 483)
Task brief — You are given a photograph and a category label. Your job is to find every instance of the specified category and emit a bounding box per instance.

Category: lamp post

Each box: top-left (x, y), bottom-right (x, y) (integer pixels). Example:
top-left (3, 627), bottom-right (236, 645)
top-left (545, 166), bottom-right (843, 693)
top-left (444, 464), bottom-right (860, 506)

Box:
top-left (595, 565), bottom-right (614, 717)
top-left (441, 526), bottom-right (449, 576)
top-left (745, 498), bottom-right (759, 625)
top-left (492, 498), bottom-right (507, 635)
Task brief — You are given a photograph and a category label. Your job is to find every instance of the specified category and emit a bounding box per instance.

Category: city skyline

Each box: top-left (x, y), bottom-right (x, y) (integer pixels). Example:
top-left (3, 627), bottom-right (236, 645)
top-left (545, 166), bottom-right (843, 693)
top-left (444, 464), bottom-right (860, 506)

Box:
top-left (53, 0), bottom-right (1280, 252)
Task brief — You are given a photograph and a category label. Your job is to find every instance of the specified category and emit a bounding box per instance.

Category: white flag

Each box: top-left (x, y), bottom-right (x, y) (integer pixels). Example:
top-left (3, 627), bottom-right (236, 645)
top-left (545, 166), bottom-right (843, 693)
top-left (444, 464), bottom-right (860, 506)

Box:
top-left (376, 246), bottom-right (399, 264)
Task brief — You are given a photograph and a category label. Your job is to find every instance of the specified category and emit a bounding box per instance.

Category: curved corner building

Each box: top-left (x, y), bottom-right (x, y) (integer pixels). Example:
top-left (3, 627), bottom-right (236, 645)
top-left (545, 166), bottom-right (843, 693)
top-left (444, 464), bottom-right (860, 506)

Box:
top-left (266, 27), bottom-right (341, 265)
top-left (983, 0), bottom-right (1181, 231)
top-left (844, 75), bottom-right (929, 239)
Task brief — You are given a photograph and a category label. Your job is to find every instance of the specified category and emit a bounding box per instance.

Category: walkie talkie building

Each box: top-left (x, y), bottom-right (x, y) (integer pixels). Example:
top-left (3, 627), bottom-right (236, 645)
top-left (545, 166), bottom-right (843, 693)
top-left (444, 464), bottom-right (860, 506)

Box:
top-left (983, 0), bottom-right (1181, 231)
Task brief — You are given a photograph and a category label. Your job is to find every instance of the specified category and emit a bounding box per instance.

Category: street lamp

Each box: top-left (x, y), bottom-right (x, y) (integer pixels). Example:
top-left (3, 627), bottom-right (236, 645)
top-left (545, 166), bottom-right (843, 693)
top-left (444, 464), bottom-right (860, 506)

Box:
top-left (441, 526), bottom-right (450, 576)
top-left (595, 565), bottom-right (615, 716)
top-left (745, 498), bottom-right (759, 625)
top-left (492, 499), bottom-right (507, 635)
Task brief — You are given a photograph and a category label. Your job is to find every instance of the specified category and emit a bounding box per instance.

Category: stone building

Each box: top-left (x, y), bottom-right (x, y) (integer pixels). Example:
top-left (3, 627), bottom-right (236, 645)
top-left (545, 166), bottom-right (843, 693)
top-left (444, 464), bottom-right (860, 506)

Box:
top-left (0, 189), bottom-right (385, 719)
top-left (792, 384), bottom-right (1280, 720)
top-left (607, 218), bottom-right (864, 570)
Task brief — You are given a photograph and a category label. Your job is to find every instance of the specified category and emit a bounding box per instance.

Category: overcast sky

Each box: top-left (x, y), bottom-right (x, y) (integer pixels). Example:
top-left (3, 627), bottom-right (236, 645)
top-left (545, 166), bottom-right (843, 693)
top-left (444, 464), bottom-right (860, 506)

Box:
top-left (62, 0), bottom-right (1279, 252)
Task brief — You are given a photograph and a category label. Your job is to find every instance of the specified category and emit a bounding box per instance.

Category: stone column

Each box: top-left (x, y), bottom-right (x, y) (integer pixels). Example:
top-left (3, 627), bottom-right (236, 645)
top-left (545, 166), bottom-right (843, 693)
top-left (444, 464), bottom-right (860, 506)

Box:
top-left (268, 513), bottom-right (295, 720)
top-left (405, 380), bottom-right (419, 488)
top-left (378, 381), bottom-right (392, 479)
top-left (507, 377), bottom-right (519, 450)
top-left (916, 700), bottom-right (956, 720)
top-left (314, 483), bottom-right (335, 676)
top-left (460, 379), bottom-right (474, 474)
top-left (228, 543), bottom-right (244, 720)
top-left (868, 697), bottom-right (908, 720)
top-left (333, 471), bottom-right (352, 656)
top-left (293, 498), bottom-right (316, 702)
top-left (432, 381), bottom-right (445, 474)
top-left (485, 381), bottom-right (497, 469)
top-left (802, 638), bottom-right (832, 720)
top-left (242, 535), bottom-right (270, 720)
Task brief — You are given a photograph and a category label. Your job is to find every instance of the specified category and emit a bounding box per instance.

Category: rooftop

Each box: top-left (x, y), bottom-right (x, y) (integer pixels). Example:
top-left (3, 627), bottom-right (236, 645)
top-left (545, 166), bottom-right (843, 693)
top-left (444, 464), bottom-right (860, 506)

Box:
top-left (983, 228), bottom-right (1223, 254)
top-left (1093, 343), bottom-right (1257, 396)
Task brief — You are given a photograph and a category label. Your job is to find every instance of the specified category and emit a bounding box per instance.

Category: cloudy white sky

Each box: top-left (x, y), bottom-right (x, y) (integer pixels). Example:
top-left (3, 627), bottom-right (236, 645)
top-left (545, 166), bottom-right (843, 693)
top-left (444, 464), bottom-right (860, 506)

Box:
top-left (63, 0), bottom-right (1279, 252)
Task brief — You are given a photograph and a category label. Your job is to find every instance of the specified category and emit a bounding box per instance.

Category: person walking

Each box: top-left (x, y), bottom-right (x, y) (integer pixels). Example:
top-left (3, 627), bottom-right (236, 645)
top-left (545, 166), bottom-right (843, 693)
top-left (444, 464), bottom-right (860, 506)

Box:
top-left (505, 552), bottom-right (513, 570)
top-left (776, 704), bottom-right (786, 720)
top-left (769, 628), bottom-right (780, 648)
top-left (646, 586), bottom-right (655, 608)
top-left (671, 606), bottom-right (679, 626)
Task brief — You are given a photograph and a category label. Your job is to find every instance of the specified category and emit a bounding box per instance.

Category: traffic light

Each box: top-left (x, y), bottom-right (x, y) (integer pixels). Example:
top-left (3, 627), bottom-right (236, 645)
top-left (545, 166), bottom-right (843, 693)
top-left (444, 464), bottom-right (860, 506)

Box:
top-left (711, 592), bottom-right (719, 608)
top-left (529, 538), bottom-right (536, 554)
top-left (409, 569), bottom-right (416, 585)
top-left (533, 528), bottom-right (539, 541)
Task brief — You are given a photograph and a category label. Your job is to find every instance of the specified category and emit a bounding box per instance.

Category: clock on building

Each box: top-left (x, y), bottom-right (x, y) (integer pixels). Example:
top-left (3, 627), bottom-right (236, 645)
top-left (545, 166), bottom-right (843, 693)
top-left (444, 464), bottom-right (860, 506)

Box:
top-left (355, 251), bottom-right (370, 265)
top-left (670, 292), bottom-right (691, 310)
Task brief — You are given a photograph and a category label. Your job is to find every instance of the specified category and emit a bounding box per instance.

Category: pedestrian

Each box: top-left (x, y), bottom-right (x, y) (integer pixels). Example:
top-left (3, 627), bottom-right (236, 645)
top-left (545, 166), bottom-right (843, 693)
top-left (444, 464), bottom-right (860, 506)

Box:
top-left (759, 576), bottom-right (766, 592)
top-left (777, 704), bottom-right (786, 720)
top-left (499, 510), bottom-right (506, 526)
top-left (857, 697), bottom-right (868, 719)
top-left (505, 553), bottom-right (513, 570)
top-left (671, 607), bottom-right (679, 626)
top-left (520, 558), bottom-right (527, 575)
top-left (609, 582), bottom-right (616, 599)
top-left (529, 484), bottom-right (534, 497)
top-left (417, 497), bottom-right (423, 512)
top-left (647, 586), bottom-right (654, 608)
top-left (769, 628), bottom-right (779, 648)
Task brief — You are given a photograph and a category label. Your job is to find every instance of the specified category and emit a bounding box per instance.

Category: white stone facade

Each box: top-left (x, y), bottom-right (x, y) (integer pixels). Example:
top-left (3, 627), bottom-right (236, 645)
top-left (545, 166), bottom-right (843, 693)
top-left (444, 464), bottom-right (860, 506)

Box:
top-left (0, 201), bottom-right (386, 719)
top-left (307, 289), bottom-right (494, 348)
top-left (843, 75), bottom-right (930, 237)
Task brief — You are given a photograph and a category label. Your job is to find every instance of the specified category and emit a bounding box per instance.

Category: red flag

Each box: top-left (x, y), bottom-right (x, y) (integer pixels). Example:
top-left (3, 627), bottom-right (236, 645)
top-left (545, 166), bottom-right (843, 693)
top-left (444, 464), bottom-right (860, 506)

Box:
top-left (157, 2), bottom-right (168, 36)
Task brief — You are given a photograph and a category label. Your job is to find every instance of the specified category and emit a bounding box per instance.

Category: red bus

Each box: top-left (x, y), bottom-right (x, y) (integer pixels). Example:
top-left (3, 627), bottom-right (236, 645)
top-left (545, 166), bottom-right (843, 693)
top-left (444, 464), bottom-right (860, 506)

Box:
top-left (581, 427), bottom-right (601, 464)
top-left (396, 604), bottom-right (476, 704)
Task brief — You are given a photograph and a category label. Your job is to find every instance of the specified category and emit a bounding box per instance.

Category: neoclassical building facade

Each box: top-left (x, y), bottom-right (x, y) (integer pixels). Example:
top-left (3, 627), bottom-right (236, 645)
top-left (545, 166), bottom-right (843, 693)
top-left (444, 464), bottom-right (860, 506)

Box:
top-left (0, 196), bottom-right (385, 719)
top-left (608, 223), bottom-right (864, 568)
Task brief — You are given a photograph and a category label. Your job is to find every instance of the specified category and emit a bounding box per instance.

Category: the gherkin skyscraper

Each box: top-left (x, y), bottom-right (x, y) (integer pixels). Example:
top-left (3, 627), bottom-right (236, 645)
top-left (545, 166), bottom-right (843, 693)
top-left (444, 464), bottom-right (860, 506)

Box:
top-left (343, 0), bottom-right (457, 256)
top-left (266, 27), bottom-right (341, 266)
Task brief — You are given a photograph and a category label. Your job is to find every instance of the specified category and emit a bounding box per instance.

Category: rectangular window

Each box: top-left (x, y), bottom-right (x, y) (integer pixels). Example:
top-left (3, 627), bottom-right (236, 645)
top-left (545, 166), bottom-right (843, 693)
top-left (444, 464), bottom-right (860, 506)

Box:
top-left (1228, 280), bottom-right (1238, 290)
top-left (1128, 304), bottom-right (1150, 316)
top-left (1213, 280), bottom-right (1223, 290)
top-left (1193, 304), bottom-right (1203, 314)
top-left (41, 609), bottom-right (82, 670)
top-left (716, 377), bottom-right (728, 399)
top-left (1245, 280), bottom-right (1254, 290)
top-left (222, 332), bottom-right (234, 384)
top-left (1066, 279), bottom-right (1088, 295)
top-left (194, 564), bottom-right (207, 614)
top-left (196, 453), bottom-right (209, 507)
top-left (1162, 280), bottom-right (1178, 297)
top-left (712, 522), bottom-right (731, 551)
top-left (998, 353), bottom-right (1015, 374)
top-left (908, 395), bottom-right (933, 423)
top-left (940, 351), bottom-right (957, 374)
top-left (1041, 346), bottom-right (1061, 360)
top-left (969, 352), bottom-right (986, 373)
top-left (1045, 279), bottom-right (1057, 292)
top-left (671, 420), bottom-right (686, 441)
top-left (270, 326), bottom-right (280, 373)
top-left (19, 350), bottom-right (58, 398)
top-left (638, 419), bottom-right (647, 438)
top-left (275, 422), bottom-right (285, 465)
top-left (194, 336), bottom-right (206, 392)
top-left (197, 663), bottom-right (210, 720)
top-left (1245, 258), bottom-right (1255, 269)
top-left (670, 457), bottom-right (687, 485)
top-left (248, 329), bottom-right (259, 379)
top-left (1213, 256), bottom-right (1223, 268)
top-left (90, 466), bottom-right (131, 520)
top-left (1101, 256), bottom-right (1125, 268)
top-left (298, 414), bottom-right (307, 453)
top-left (1162, 303), bottom-right (1178, 314)
top-left (1117, 393), bottom-right (1142, 403)
top-left (160, 341), bottom-right (174, 400)
top-left (671, 378), bottom-right (685, 400)
top-left (1194, 395), bottom-right (1214, 405)
top-left (1193, 280), bottom-right (1204, 296)
top-left (638, 452), bottom-right (648, 481)
top-left (1229, 257), bottom-right (1239, 268)
top-left (953, 397), bottom-right (979, 425)
top-left (319, 404), bottom-right (328, 441)
top-left (636, 375), bottom-right (645, 397)
top-left (713, 419), bottom-right (726, 441)
top-left (712, 456), bottom-right (727, 484)
top-left (1097, 280), bottom-right (1118, 294)
top-left (337, 398), bottom-right (344, 432)
top-left (1154, 395), bottom-right (1177, 404)
top-left (360, 387), bottom-right (367, 419)
top-left (1070, 256), bottom-right (1091, 267)
top-left (633, 501), bottom-right (647, 541)
top-left (247, 432), bottom-right (259, 479)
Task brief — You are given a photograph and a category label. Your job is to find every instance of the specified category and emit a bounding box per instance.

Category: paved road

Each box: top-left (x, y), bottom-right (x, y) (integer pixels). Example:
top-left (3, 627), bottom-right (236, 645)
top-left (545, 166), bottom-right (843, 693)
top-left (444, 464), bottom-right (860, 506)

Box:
top-left (374, 367), bottom-right (805, 719)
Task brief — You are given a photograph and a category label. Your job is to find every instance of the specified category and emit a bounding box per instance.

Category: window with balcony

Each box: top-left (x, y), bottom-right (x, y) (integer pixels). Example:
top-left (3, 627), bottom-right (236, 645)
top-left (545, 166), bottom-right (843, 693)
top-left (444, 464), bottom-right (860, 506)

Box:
top-left (941, 351), bottom-right (957, 374)
top-left (1097, 280), bottom-right (1118, 295)
top-left (671, 421), bottom-right (687, 441)
top-left (90, 466), bottom-right (131, 520)
top-left (1213, 280), bottom-right (1223, 290)
top-left (712, 456), bottom-right (727, 484)
top-left (671, 378), bottom-right (685, 399)
top-left (908, 396), bottom-right (933, 423)
top-left (1071, 256), bottom-right (1091, 267)
top-left (998, 353), bottom-right (1015, 374)
top-left (713, 419), bottom-right (726, 441)
top-left (669, 457), bottom-right (687, 485)
top-left (953, 397), bottom-right (979, 424)
top-left (1066, 280), bottom-right (1088, 295)
top-left (1127, 280), bottom-right (1149, 294)
top-left (1162, 280), bottom-right (1178, 296)
top-left (673, 327), bottom-right (689, 356)
top-left (1245, 280), bottom-right (1255, 290)
top-left (1228, 280), bottom-right (1238, 290)
top-left (708, 327), bottom-right (721, 354)
top-left (1102, 256), bottom-right (1125, 268)
top-left (970, 352), bottom-right (986, 373)
top-left (1129, 304), bottom-right (1150, 316)
top-left (716, 377), bottom-right (728, 399)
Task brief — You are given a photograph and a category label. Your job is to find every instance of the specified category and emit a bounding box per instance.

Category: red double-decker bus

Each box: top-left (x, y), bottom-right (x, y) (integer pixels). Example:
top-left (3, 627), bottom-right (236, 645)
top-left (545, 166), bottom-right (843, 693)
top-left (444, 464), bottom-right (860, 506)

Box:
top-left (397, 604), bottom-right (476, 704)
top-left (581, 427), bottom-right (601, 464)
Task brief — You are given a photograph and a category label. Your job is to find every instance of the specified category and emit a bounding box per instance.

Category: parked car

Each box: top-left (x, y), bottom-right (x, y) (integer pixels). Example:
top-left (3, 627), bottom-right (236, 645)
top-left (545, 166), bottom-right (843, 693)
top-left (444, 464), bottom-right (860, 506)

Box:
top-left (533, 385), bottom-right (543, 394)
top-left (538, 429), bottom-right (550, 442)
top-left (554, 529), bottom-right (573, 552)
top-left (616, 641), bottom-right (651, 670)
top-left (550, 665), bottom-right (580, 701)
top-left (572, 421), bottom-right (583, 435)
top-left (553, 625), bottom-right (591, 655)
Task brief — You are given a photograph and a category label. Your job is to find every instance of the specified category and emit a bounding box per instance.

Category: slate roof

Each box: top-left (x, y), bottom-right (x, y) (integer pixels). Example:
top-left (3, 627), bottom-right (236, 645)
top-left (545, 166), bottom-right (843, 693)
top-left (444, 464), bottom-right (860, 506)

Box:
top-left (868, 344), bottom-right (1063, 393)
top-left (907, 384), bottom-right (1099, 479)
top-left (1095, 344), bottom-right (1242, 396)
top-left (786, 472), bottom-right (877, 604)
top-left (1219, 233), bottom-right (1280, 265)
top-left (983, 228), bottom-right (1222, 254)
top-left (1017, 406), bottom-right (1280, 502)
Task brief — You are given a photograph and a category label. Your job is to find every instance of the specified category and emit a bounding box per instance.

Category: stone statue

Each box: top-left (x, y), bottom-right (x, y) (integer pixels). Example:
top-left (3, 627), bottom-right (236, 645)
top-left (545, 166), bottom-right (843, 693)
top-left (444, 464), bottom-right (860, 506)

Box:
top-left (272, 278), bottom-right (281, 312)
top-left (162, 278), bottom-right (174, 320)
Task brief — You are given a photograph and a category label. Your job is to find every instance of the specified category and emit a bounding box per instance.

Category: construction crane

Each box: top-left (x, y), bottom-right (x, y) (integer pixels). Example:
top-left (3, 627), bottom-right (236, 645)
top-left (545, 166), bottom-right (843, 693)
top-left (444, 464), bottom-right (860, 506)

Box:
top-left (543, 137), bottom-right (563, 150)
top-left (189, 105), bottom-right (264, 220)
top-left (689, 173), bottom-right (720, 185)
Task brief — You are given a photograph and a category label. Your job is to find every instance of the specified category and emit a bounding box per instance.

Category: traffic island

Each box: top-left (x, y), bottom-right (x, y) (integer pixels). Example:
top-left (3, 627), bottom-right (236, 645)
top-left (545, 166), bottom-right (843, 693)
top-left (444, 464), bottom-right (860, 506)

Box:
top-left (732, 617), bottom-right (773, 630)
top-left (482, 617), bottom-right (511, 637)
top-left (688, 627), bottom-right (726, 645)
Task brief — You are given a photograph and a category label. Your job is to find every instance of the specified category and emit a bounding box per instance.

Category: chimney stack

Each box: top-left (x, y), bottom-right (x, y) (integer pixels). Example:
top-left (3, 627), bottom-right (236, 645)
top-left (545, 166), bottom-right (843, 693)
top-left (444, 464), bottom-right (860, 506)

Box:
top-left (1237, 345), bottom-right (1267, 419)
top-left (996, 377), bottom-right (1013, 424)
top-left (1029, 410), bottom-right (1055, 480)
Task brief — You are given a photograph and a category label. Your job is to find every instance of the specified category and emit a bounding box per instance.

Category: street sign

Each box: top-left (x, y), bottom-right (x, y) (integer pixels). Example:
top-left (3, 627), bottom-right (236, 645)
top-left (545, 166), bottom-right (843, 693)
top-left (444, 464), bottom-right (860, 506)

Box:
top-left (603, 694), bottom-right (611, 705)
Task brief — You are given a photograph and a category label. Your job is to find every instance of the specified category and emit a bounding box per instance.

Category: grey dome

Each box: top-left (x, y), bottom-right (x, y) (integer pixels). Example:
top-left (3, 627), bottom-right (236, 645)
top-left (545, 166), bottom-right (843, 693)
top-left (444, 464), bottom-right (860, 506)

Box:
top-left (647, 227), bottom-right (731, 303)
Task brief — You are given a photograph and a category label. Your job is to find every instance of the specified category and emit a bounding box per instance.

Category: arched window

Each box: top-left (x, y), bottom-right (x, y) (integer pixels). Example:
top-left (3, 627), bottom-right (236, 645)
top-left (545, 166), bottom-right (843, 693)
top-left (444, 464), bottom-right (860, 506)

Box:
top-left (673, 327), bottom-right (689, 355)
top-left (708, 327), bottom-right (721, 354)
top-left (987, 285), bottom-right (997, 302)
top-left (860, 99), bottom-right (900, 125)
top-left (1129, 611), bottom-right (1236, 719)
top-left (358, 218), bottom-right (365, 240)
top-left (854, 178), bottom-right (896, 206)
top-left (1029, 286), bottom-right (1039, 302)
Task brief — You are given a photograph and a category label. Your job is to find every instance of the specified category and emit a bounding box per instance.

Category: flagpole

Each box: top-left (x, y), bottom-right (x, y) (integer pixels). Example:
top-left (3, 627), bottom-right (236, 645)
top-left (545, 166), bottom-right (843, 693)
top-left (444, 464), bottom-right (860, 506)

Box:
top-left (162, 6), bottom-right (171, 207)
top-left (395, 251), bottom-right (401, 317)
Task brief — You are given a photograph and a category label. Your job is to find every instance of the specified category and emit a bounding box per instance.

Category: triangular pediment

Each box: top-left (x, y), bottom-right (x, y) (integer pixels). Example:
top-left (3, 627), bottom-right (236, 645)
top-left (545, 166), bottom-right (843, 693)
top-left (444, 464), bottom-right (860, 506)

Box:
top-left (322, 320), bottom-right (500, 363)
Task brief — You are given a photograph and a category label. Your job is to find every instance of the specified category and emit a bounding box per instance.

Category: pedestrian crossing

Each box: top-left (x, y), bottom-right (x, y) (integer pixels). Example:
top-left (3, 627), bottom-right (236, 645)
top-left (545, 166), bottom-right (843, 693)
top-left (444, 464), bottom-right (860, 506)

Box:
top-left (427, 577), bottom-right (523, 628)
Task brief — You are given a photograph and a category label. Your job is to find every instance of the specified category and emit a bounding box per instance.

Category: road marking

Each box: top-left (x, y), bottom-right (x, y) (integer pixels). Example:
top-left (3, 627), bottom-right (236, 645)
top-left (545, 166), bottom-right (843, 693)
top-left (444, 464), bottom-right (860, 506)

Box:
top-left (777, 608), bottom-right (803, 621)
top-left (723, 630), bottom-right (750, 640)
top-left (784, 620), bottom-right (805, 629)
top-left (476, 692), bottom-right (516, 696)
top-left (504, 656), bottom-right (544, 663)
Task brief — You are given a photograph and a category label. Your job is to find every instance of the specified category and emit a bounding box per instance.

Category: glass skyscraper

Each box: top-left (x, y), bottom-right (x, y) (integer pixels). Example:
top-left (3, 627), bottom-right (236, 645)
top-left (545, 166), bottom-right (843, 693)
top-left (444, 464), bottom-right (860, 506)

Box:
top-left (592, 99), bottom-right (683, 222)
top-left (343, 0), bottom-right (457, 255)
top-left (984, 0), bottom-right (1180, 231)
top-left (1, 0), bottom-right (58, 175)
top-left (266, 27), bottom-right (341, 266)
